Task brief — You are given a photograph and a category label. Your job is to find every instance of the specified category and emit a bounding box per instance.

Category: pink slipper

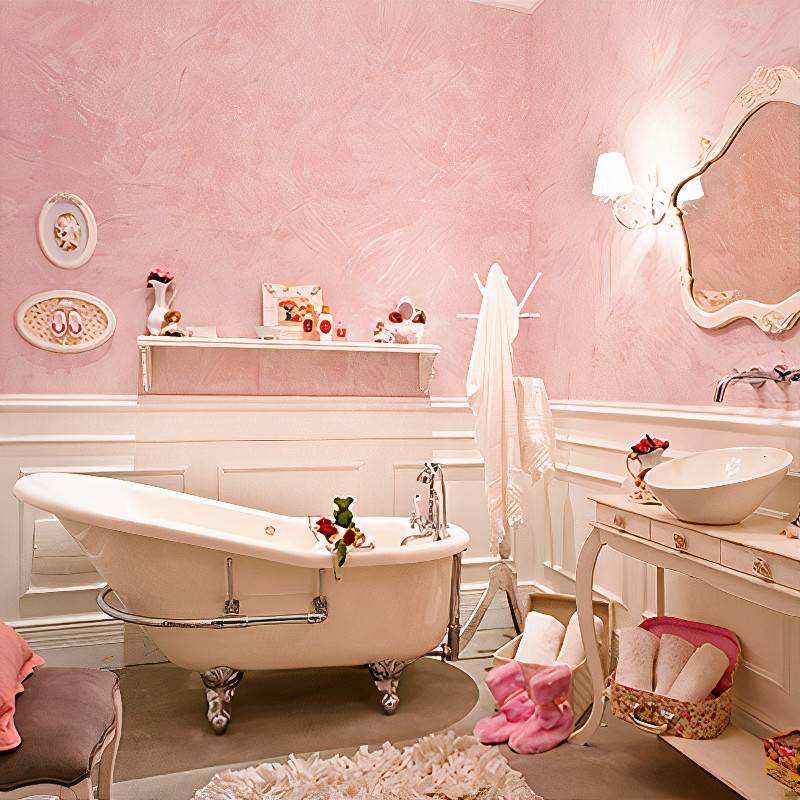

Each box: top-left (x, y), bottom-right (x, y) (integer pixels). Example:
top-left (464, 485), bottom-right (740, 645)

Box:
top-left (508, 664), bottom-right (574, 754)
top-left (474, 661), bottom-right (535, 745)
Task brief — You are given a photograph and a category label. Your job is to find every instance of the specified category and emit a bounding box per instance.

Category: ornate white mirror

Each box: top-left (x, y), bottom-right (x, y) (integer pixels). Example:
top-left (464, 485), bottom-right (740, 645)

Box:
top-left (669, 66), bottom-right (800, 333)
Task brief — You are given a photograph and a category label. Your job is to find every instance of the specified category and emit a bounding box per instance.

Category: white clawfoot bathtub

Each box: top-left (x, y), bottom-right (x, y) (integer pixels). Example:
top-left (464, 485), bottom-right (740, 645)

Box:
top-left (14, 472), bottom-right (469, 732)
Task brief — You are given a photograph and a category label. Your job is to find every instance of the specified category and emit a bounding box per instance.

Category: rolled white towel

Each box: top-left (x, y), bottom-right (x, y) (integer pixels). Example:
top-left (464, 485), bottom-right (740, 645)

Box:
top-left (654, 634), bottom-right (696, 696)
top-left (667, 642), bottom-right (729, 703)
top-left (514, 611), bottom-right (565, 665)
top-left (616, 627), bottom-right (659, 692)
top-left (556, 611), bottom-right (604, 668)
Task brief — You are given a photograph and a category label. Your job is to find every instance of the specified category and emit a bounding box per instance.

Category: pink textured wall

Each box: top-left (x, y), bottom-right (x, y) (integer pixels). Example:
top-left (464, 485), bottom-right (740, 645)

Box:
top-left (512, 0), bottom-right (799, 409)
top-left (0, 0), bottom-right (534, 397)
top-left (1, 0), bottom-right (798, 406)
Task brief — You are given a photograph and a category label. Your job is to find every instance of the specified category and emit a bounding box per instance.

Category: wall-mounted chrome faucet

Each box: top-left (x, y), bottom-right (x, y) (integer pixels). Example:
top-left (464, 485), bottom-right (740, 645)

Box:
top-left (401, 462), bottom-right (449, 545)
top-left (714, 364), bottom-right (800, 403)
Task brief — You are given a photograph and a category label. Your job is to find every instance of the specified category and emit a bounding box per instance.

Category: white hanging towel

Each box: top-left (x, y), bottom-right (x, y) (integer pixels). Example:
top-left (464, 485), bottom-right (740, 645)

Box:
top-left (466, 263), bottom-right (524, 555)
top-left (513, 377), bottom-right (555, 483)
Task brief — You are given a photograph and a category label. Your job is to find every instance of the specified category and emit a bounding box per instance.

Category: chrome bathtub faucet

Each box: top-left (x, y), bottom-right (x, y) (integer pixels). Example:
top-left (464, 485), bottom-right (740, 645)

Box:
top-left (714, 364), bottom-right (800, 402)
top-left (401, 462), bottom-right (449, 545)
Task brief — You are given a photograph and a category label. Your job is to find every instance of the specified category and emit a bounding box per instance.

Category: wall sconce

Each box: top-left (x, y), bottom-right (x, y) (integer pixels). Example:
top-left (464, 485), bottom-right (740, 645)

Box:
top-left (592, 151), bottom-right (669, 230)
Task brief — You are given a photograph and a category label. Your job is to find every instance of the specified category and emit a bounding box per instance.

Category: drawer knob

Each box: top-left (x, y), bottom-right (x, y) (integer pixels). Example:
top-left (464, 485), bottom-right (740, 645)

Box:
top-left (613, 514), bottom-right (626, 529)
top-left (673, 532), bottom-right (688, 551)
top-left (752, 557), bottom-right (773, 581)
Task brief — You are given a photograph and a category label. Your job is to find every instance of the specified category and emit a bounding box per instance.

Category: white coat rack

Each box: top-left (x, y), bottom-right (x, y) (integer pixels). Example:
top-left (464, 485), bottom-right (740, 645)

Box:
top-left (456, 269), bottom-right (543, 651)
top-left (456, 271), bottom-right (542, 320)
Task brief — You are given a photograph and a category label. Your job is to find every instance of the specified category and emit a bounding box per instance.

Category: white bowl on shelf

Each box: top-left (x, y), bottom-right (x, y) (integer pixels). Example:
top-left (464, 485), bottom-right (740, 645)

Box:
top-left (646, 447), bottom-right (793, 525)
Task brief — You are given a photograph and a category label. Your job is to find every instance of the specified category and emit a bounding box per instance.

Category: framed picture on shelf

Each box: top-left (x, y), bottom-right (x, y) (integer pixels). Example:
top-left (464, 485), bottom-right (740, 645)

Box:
top-left (262, 284), bottom-right (323, 339)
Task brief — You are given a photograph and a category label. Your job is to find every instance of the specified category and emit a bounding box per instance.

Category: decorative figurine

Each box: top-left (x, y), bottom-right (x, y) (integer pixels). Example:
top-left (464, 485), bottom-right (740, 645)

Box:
top-left (374, 296), bottom-right (427, 344)
top-left (318, 305), bottom-right (333, 341)
top-left (312, 496), bottom-right (373, 569)
top-left (146, 268), bottom-right (177, 335)
top-left (373, 321), bottom-right (394, 343)
top-left (335, 322), bottom-right (347, 341)
top-left (333, 497), bottom-right (354, 529)
top-left (54, 213), bottom-right (81, 252)
top-left (301, 305), bottom-right (319, 340)
top-left (625, 434), bottom-right (669, 504)
top-left (159, 309), bottom-right (189, 337)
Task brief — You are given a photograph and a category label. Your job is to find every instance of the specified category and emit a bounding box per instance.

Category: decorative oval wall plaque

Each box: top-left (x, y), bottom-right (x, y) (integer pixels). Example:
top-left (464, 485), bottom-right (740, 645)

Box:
top-left (37, 193), bottom-right (97, 269)
top-left (15, 290), bottom-right (116, 353)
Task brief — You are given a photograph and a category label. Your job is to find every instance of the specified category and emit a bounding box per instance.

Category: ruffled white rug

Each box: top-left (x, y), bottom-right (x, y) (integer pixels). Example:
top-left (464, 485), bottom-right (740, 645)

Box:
top-left (194, 732), bottom-right (542, 800)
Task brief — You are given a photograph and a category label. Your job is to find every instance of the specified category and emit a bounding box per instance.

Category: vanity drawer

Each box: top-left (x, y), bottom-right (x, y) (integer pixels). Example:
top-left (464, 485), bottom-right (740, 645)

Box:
top-left (596, 504), bottom-right (650, 539)
top-left (721, 542), bottom-right (800, 590)
top-left (651, 521), bottom-right (721, 563)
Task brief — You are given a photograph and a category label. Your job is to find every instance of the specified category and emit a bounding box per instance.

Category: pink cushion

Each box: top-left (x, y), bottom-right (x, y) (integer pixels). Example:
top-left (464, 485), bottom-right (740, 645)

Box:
top-left (0, 622), bottom-right (45, 751)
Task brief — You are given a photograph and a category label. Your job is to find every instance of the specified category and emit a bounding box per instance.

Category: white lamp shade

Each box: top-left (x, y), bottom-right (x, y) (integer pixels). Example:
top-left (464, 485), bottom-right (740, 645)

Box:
top-left (592, 152), bottom-right (634, 198)
top-left (677, 176), bottom-right (704, 205)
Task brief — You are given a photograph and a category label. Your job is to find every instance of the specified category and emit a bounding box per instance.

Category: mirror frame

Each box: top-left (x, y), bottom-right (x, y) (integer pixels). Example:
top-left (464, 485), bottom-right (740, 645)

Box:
top-left (668, 65), bottom-right (800, 333)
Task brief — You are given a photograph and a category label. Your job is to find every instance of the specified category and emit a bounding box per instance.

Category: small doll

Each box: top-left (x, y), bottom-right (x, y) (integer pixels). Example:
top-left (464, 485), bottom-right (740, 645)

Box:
top-left (160, 309), bottom-right (189, 337)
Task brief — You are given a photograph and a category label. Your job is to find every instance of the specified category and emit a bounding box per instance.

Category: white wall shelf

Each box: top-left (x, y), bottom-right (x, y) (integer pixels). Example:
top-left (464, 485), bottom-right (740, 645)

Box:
top-left (136, 336), bottom-right (441, 394)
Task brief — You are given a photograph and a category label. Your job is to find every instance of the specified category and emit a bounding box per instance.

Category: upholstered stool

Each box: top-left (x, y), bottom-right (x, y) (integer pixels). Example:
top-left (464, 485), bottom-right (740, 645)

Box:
top-left (0, 667), bottom-right (122, 800)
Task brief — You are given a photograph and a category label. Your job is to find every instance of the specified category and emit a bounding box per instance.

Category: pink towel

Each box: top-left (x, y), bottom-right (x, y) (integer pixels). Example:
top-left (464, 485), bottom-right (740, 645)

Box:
top-left (654, 634), bottom-right (695, 696)
top-left (616, 627), bottom-right (659, 692)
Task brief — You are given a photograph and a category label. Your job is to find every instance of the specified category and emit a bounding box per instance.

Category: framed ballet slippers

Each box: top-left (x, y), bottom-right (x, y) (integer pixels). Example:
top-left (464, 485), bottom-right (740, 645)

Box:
top-left (15, 290), bottom-right (116, 353)
top-left (37, 193), bottom-right (98, 269)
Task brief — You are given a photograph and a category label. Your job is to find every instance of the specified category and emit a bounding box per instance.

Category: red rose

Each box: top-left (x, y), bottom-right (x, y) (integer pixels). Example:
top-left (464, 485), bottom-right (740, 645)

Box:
top-left (316, 517), bottom-right (338, 541)
top-left (388, 311), bottom-right (403, 324)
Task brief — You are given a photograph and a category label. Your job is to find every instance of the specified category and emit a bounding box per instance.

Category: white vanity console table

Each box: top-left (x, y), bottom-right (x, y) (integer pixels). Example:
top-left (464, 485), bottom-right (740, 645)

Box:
top-left (571, 494), bottom-right (799, 799)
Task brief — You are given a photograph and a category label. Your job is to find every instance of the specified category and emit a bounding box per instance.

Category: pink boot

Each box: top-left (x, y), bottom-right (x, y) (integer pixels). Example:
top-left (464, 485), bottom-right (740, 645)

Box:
top-left (508, 664), bottom-right (574, 754)
top-left (474, 661), bottom-right (535, 744)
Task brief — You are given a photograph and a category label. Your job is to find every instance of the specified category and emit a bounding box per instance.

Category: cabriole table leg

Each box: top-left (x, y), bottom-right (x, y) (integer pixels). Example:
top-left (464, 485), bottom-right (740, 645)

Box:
top-left (569, 526), bottom-right (607, 745)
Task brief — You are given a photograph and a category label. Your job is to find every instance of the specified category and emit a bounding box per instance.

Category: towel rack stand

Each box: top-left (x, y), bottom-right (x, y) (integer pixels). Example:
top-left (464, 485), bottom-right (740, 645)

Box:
top-left (456, 267), bottom-right (545, 650)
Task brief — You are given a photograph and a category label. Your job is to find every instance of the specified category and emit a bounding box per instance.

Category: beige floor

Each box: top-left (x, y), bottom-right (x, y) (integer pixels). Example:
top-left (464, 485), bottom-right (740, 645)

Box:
top-left (113, 630), bottom-right (742, 800)
top-left (114, 656), bottom-right (479, 780)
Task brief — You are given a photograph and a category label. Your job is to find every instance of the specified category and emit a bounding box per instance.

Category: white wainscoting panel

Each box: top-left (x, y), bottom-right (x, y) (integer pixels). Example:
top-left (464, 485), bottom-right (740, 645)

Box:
top-left (0, 394), bottom-right (796, 734)
top-left (219, 461), bottom-right (366, 516)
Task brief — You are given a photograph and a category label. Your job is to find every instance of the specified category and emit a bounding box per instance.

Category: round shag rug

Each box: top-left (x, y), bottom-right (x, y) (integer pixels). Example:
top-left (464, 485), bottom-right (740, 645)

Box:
top-left (193, 732), bottom-right (543, 800)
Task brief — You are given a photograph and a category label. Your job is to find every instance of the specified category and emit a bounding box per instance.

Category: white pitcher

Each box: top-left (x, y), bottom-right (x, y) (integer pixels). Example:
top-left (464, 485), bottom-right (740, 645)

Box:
top-left (146, 280), bottom-right (177, 335)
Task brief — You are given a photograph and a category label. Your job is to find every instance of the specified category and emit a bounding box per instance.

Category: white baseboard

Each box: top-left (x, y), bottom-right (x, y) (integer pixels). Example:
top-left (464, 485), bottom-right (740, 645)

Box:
top-left (13, 614), bottom-right (166, 669)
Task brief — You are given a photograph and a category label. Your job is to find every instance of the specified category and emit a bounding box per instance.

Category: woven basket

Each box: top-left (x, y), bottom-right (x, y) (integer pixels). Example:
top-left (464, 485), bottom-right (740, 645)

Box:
top-left (493, 592), bottom-right (613, 722)
top-left (609, 616), bottom-right (740, 740)
top-left (609, 681), bottom-right (734, 739)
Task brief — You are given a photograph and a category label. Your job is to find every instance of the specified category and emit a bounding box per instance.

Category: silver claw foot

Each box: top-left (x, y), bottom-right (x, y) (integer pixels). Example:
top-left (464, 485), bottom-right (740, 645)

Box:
top-left (201, 666), bottom-right (244, 734)
top-left (367, 659), bottom-right (413, 715)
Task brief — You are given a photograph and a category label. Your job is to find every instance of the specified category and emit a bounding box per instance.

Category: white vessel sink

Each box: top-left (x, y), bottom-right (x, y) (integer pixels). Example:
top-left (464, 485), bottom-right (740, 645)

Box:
top-left (646, 447), bottom-right (793, 525)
